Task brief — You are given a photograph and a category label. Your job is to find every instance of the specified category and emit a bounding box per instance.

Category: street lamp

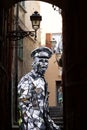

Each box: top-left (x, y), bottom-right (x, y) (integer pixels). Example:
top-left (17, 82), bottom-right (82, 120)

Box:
top-left (51, 38), bottom-right (57, 52)
top-left (7, 11), bottom-right (42, 41)
top-left (30, 11), bottom-right (42, 31)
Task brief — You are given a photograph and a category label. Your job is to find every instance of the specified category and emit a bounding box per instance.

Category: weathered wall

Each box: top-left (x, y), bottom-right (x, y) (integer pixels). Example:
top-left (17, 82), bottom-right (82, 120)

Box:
top-left (45, 54), bottom-right (61, 106)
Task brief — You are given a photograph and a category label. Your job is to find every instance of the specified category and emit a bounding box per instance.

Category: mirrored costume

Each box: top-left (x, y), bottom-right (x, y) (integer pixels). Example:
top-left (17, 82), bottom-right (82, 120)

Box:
top-left (18, 47), bottom-right (60, 130)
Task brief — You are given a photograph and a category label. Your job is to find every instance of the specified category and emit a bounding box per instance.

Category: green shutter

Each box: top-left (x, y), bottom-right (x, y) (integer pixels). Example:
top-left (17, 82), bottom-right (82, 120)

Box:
top-left (18, 39), bottom-right (23, 60)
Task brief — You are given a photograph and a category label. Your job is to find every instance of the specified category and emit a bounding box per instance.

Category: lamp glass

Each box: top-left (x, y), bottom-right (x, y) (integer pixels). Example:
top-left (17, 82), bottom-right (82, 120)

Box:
top-left (32, 20), bottom-right (40, 30)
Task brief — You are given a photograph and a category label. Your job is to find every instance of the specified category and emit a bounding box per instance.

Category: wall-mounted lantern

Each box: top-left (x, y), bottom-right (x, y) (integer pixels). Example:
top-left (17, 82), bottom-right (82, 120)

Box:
top-left (7, 11), bottom-right (42, 41)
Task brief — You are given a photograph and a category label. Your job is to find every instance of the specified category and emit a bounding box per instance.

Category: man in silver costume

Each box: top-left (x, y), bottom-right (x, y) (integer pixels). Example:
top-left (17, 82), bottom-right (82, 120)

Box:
top-left (17, 47), bottom-right (61, 130)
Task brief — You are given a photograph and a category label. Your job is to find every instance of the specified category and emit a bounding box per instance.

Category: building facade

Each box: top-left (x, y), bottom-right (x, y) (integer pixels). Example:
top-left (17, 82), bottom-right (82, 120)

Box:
top-left (45, 33), bottom-right (63, 106)
top-left (16, 1), bottom-right (41, 80)
top-left (11, 1), bottom-right (42, 127)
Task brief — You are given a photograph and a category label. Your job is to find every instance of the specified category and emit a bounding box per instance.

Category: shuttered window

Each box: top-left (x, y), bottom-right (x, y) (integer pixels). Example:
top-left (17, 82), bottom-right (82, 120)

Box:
top-left (18, 39), bottom-right (23, 60)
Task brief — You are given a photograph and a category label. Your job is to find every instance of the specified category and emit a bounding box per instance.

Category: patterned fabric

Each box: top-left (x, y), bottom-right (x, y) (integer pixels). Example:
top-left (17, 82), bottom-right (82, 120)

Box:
top-left (18, 71), bottom-right (60, 130)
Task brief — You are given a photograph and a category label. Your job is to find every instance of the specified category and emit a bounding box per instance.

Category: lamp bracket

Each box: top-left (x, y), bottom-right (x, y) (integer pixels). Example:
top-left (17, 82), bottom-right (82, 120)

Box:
top-left (7, 30), bottom-right (36, 41)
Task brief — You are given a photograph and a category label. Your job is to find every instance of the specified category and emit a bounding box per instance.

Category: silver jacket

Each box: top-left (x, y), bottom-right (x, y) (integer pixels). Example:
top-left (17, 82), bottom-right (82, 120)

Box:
top-left (18, 70), bottom-right (60, 130)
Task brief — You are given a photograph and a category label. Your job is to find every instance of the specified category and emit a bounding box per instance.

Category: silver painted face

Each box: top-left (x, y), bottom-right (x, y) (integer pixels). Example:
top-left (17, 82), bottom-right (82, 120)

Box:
top-left (32, 57), bottom-right (48, 76)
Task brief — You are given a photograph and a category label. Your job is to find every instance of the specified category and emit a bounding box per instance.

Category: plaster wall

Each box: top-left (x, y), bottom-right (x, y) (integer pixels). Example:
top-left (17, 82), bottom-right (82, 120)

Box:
top-left (45, 53), bottom-right (62, 106)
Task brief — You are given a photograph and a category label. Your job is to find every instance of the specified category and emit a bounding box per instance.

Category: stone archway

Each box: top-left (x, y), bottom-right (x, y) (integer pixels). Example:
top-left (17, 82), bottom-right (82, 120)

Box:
top-left (0, 0), bottom-right (64, 10)
top-left (1, 0), bottom-right (87, 130)
top-left (0, 1), bottom-right (64, 130)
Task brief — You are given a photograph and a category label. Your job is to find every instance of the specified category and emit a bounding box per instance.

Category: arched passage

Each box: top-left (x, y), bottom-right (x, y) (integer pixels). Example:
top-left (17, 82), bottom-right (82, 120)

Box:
top-left (1, 0), bottom-right (87, 130)
top-left (0, 0), bottom-right (64, 10)
top-left (0, 1), bottom-right (64, 130)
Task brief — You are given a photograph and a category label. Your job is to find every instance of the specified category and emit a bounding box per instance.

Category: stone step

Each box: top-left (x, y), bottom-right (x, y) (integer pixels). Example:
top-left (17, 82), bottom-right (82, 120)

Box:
top-left (49, 106), bottom-right (63, 130)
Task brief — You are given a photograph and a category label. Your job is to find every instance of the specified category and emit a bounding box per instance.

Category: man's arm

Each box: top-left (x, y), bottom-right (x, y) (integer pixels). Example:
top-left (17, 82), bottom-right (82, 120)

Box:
top-left (17, 77), bottom-right (33, 125)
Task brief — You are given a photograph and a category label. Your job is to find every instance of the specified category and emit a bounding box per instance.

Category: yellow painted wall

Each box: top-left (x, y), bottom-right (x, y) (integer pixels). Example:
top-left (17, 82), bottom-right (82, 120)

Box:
top-left (45, 53), bottom-right (62, 106)
top-left (18, 1), bottom-right (41, 80)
